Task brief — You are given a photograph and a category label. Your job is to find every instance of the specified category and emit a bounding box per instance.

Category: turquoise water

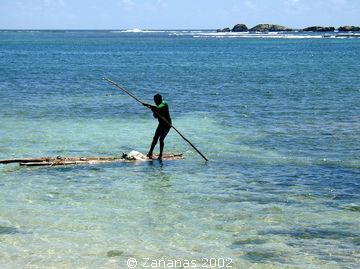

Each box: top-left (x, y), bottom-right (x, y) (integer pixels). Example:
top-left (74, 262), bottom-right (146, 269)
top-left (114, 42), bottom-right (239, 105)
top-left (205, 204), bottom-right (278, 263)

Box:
top-left (0, 30), bottom-right (359, 268)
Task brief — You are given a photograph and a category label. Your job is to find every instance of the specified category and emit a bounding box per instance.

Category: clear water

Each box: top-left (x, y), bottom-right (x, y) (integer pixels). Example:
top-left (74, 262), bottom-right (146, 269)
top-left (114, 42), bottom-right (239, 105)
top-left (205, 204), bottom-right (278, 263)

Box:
top-left (0, 30), bottom-right (359, 268)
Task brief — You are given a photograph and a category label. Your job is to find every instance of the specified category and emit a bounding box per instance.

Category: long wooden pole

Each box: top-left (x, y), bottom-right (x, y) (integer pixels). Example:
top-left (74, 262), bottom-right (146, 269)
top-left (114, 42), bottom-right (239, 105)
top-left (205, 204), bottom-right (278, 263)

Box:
top-left (103, 77), bottom-right (209, 161)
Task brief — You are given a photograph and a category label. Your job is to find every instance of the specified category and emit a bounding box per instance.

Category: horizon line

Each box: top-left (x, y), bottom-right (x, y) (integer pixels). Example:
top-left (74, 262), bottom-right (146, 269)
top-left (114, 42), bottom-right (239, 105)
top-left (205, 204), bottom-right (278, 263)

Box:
top-left (1, 25), bottom-right (358, 31)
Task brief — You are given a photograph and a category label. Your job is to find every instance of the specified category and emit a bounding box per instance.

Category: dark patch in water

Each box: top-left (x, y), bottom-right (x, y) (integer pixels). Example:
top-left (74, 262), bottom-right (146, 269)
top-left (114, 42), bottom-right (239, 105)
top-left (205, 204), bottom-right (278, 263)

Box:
top-left (261, 228), bottom-right (359, 240)
top-left (242, 250), bottom-right (287, 263)
top-left (107, 250), bottom-right (124, 257)
top-left (0, 226), bottom-right (20, 235)
top-left (333, 194), bottom-right (358, 201)
top-left (340, 204), bottom-right (360, 212)
top-left (231, 238), bottom-right (267, 248)
top-left (352, 237), bottom-right (360, 246)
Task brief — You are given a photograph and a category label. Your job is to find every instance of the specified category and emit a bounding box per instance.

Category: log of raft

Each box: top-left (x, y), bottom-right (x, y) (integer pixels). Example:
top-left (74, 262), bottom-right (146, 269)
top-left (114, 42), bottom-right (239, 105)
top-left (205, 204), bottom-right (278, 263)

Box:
top-left (0, 153), bottom-right (184, 167)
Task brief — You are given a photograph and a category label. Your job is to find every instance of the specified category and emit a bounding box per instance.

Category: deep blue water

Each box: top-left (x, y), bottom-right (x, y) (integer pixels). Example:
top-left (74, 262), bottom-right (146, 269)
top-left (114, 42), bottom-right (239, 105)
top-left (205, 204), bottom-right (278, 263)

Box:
top-left (0, 30), bottom-right (359, 268)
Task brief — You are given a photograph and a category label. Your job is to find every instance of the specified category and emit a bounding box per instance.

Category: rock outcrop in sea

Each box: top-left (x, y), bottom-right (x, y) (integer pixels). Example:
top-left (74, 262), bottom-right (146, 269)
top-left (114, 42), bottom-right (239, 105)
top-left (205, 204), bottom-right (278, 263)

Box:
top-left (217, 23), bottom-right (360, 33)
top-left (249, 24), bottom-right (291, 32)
top-left (338, 26), bottom-right (360, 31)
top-left (216, 27), bottom-right (231, 32)
top-left (232, 24), bottom-right (248, 32)
top-left (302, 26), bottom-right (335, 32)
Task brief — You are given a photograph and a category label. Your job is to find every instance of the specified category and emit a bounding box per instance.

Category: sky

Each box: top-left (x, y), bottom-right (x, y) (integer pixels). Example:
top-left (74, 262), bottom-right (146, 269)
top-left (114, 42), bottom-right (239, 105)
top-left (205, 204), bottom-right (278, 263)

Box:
top-left (0, 0), bottom-right (359, 29)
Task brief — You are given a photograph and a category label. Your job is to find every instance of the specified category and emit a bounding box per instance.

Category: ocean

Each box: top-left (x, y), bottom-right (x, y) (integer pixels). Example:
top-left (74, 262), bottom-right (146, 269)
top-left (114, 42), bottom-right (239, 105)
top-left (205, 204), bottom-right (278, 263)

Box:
top-left (0, 30), bottom-right (359, 268)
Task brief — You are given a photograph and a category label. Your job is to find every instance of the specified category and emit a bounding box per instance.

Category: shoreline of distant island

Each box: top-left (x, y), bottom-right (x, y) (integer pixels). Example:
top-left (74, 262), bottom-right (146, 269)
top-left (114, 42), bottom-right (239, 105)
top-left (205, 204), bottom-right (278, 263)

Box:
top-left (1, 24), bottom-right (360, 33)
top-left (216, 24), bottom-right (360, 33)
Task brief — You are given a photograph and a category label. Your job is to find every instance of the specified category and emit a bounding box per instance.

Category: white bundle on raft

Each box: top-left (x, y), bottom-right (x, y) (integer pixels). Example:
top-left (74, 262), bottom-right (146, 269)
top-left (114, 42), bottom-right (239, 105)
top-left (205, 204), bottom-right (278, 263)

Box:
top-left (125, 151), bottom-right (148, 161)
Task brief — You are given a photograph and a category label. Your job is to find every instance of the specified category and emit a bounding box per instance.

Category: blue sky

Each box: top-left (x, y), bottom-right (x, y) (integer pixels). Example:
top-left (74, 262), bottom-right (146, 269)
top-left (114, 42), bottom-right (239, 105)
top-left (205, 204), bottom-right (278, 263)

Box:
top-left (1, 0), bottom-right (359, 29)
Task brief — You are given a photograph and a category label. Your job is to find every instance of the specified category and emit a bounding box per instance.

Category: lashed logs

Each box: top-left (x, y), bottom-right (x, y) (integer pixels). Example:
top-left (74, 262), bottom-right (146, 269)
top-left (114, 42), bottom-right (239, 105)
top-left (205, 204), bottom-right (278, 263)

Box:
top-left (0, 153), bottom-right (183, 167)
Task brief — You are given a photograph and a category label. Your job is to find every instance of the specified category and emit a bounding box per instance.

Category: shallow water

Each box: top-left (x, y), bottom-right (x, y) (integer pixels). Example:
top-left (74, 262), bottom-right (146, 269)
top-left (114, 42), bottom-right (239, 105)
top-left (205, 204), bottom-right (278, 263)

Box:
top-left (0, 30), bottom-right (359, 268)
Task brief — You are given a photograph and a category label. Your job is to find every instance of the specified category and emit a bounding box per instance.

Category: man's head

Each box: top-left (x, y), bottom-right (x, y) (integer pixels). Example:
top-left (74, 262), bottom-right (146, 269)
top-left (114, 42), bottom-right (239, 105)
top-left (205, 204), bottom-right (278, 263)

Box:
top-left (153, 93), bottom-right (162, 105)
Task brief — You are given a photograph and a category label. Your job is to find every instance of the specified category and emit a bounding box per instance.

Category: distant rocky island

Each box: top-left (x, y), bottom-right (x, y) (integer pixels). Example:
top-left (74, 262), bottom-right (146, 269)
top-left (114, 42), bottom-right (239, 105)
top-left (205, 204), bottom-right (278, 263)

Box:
top-left (216, 24), bottom-right (360, 32)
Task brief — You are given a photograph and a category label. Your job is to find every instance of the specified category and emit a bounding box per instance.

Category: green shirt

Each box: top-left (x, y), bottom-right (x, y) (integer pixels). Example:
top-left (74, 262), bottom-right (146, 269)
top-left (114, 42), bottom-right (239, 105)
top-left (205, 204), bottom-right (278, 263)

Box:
top-left (156, 100), bottom-right (167, 109)
top-left (155, 100), bottom-right (172, 126)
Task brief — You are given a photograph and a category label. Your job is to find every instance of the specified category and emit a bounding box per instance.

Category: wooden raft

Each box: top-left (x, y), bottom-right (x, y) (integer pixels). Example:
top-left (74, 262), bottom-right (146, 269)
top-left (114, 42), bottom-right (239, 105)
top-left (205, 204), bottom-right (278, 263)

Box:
top-left (0, 153), bottom-right (184, 167)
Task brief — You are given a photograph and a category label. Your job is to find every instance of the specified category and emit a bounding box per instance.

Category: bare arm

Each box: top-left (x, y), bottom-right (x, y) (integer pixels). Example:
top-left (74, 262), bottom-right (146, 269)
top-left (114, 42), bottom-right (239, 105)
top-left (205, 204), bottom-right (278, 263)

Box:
top-left (142, 102), bottom-right (156, 109)
top-left (142, 102), bottom-right (158, 118)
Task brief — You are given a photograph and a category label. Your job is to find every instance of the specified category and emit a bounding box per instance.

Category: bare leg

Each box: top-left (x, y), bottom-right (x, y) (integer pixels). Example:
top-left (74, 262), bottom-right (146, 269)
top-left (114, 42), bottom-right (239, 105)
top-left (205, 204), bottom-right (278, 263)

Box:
top-left (148, 128), bottom-right (160, 158)
top-left (158, 127), bottom-right (170, 160)
top-left (147, 137), bottom-right (158, 158)
top-left (159, 138), bottom-right (165, 160)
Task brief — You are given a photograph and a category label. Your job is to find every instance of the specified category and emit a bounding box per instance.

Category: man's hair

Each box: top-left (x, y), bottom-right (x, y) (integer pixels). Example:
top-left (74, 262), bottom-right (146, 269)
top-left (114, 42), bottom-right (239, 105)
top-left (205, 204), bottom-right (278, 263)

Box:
top-left (154, 93), bottom-right (162, 104)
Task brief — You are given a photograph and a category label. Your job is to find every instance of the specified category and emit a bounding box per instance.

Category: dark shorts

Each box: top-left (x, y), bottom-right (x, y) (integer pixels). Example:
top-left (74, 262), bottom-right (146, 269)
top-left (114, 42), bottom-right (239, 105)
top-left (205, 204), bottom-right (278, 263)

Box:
top-left (153, 124), bottom-right (171, 140)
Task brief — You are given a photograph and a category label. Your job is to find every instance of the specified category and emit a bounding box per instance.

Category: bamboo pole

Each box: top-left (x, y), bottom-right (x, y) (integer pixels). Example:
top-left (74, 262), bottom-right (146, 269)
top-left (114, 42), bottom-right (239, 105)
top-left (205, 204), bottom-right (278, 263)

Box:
top-left (103, 77), bottom-right (209, 161)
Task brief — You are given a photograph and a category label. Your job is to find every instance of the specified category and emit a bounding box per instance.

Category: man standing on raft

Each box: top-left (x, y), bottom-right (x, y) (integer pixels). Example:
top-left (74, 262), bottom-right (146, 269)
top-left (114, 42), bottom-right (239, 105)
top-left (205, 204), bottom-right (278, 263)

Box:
top-left (142, 94), bottom-right (172, 160)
